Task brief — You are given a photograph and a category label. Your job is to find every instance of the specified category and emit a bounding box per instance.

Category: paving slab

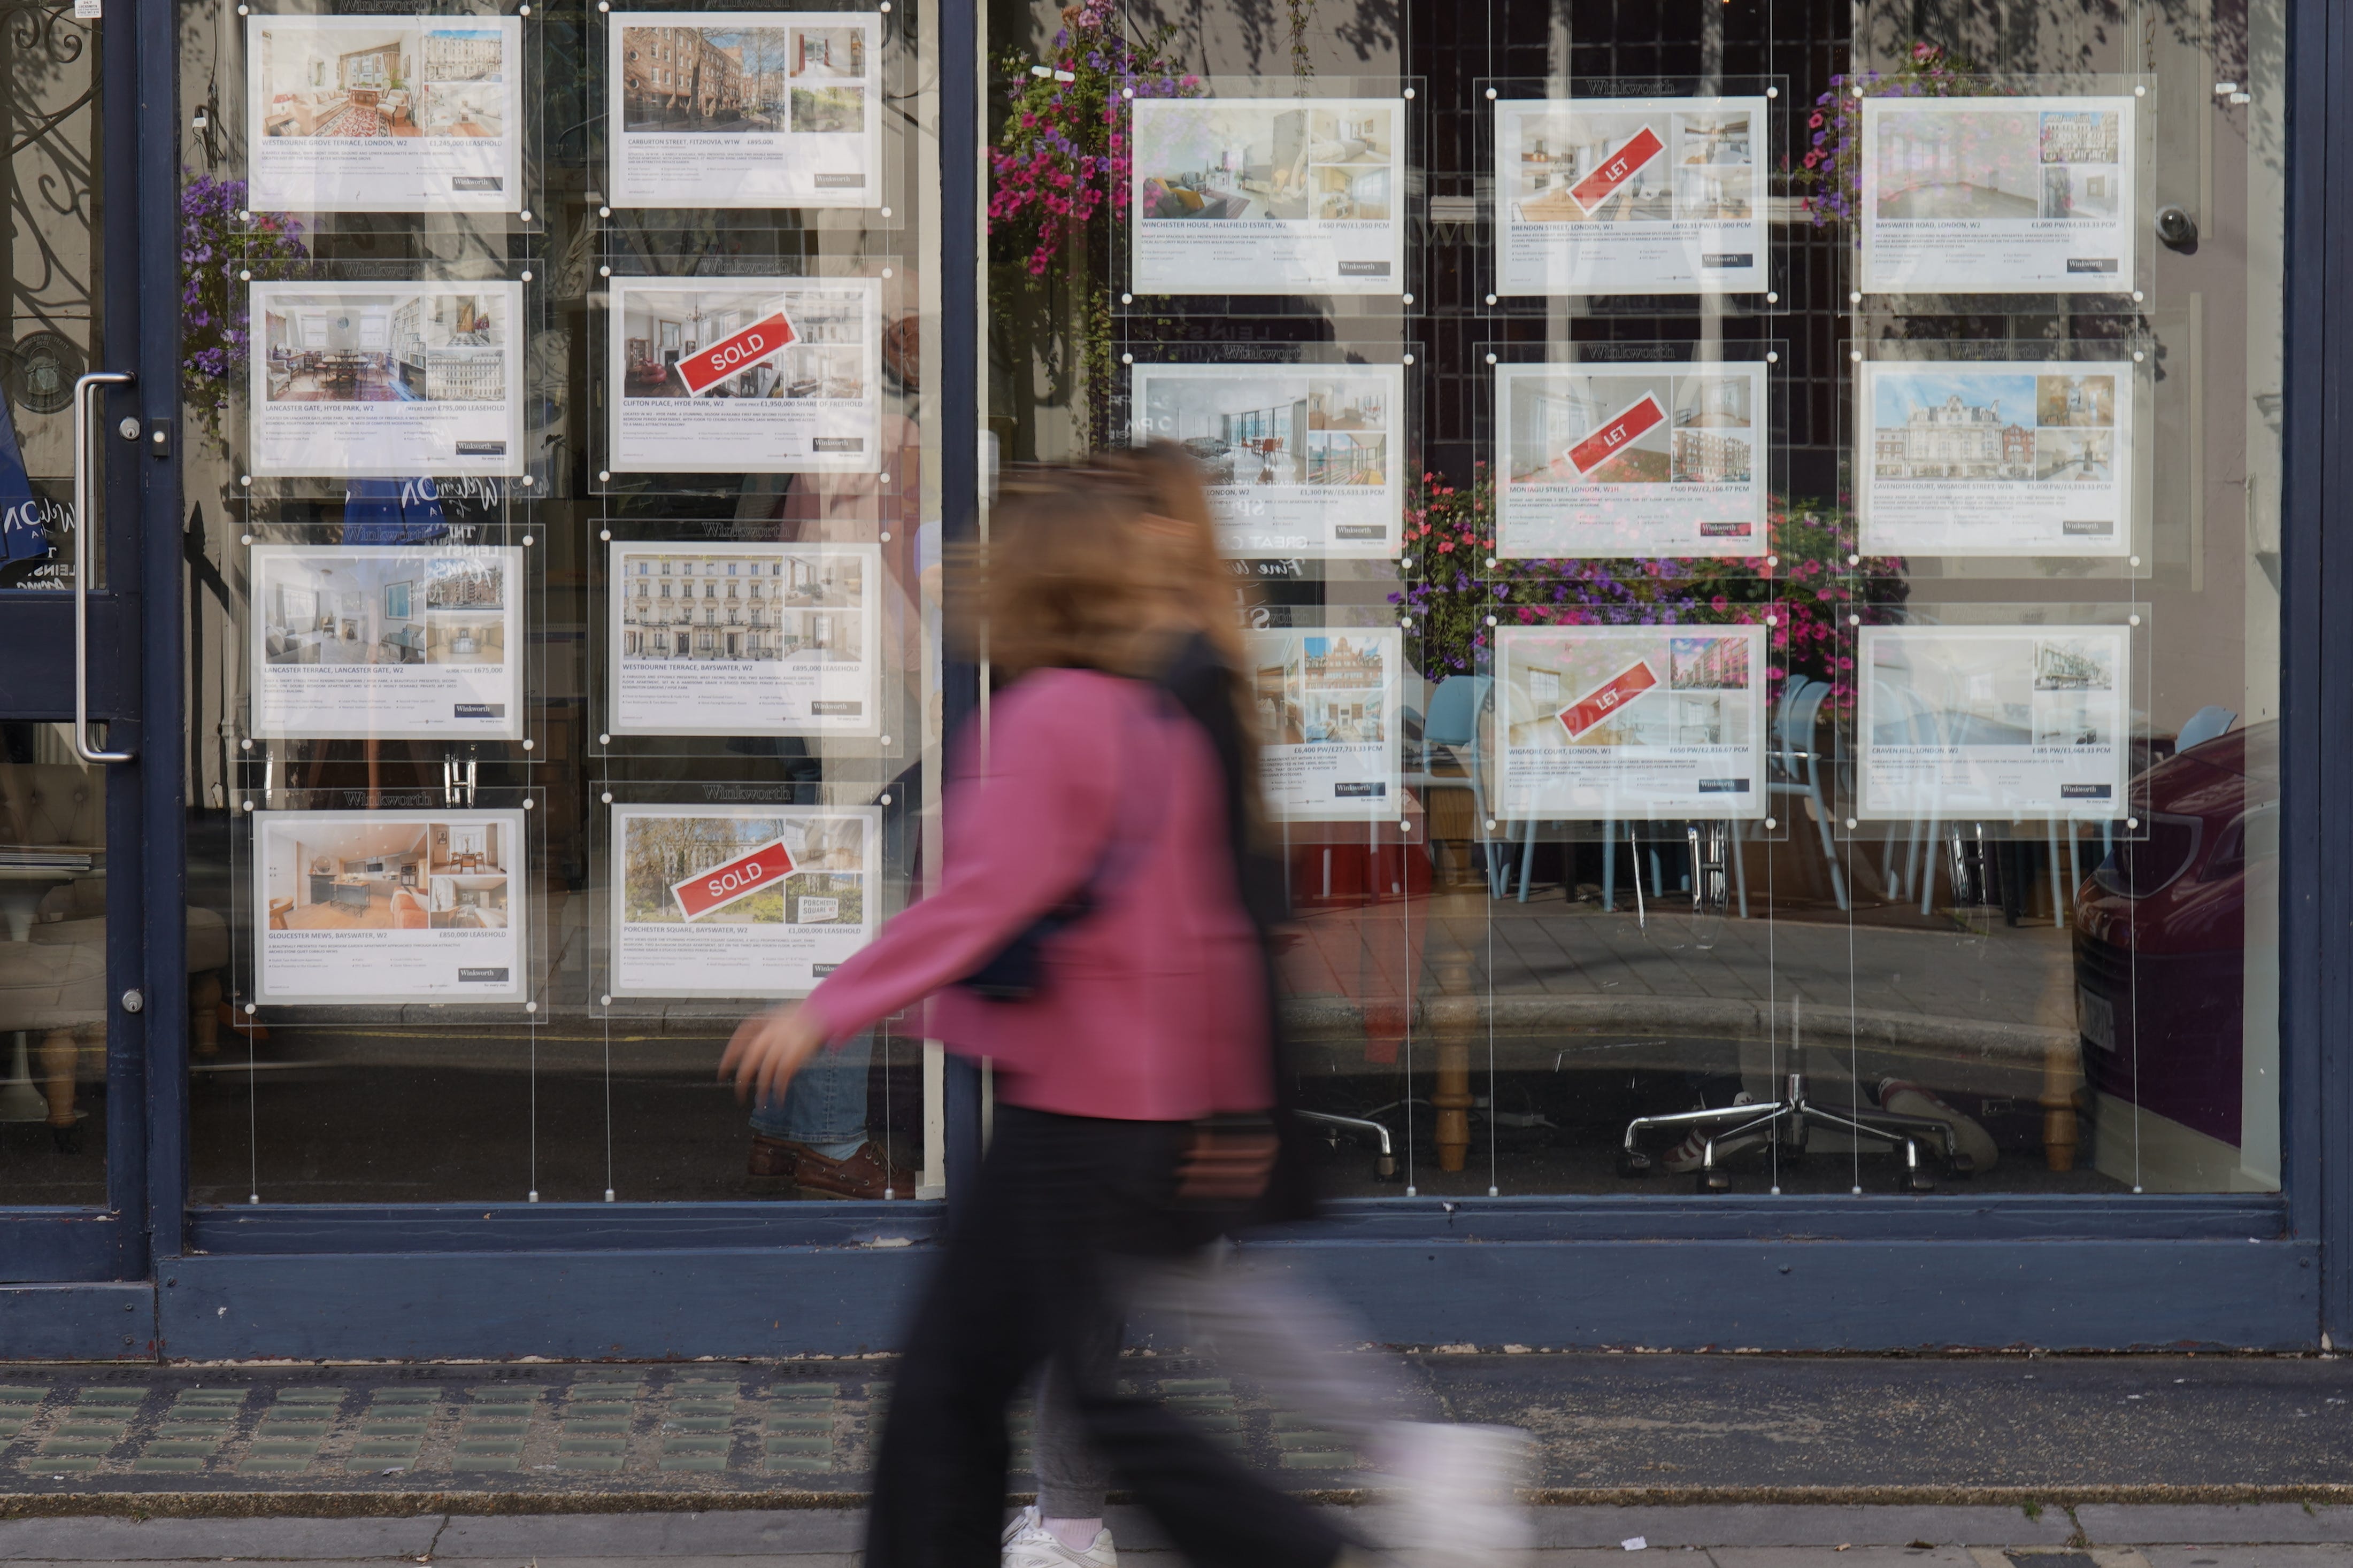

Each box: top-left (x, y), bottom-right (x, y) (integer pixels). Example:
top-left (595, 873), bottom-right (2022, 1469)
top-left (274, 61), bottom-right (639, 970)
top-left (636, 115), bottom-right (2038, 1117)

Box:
top-left (1536, 1508), bottom-right (2078, 1549)
top-left (0, 1517), bottom-right (443, 1560)
top-left (435, 1511), bottom-right (864, 1557)
top-left (1711, 1548), bottom-right (1982, 1568)
top-left (2079, 1510), bottom-right (2353, 1545)
top-left (2141, 1550), bottom-right (2353, 1568)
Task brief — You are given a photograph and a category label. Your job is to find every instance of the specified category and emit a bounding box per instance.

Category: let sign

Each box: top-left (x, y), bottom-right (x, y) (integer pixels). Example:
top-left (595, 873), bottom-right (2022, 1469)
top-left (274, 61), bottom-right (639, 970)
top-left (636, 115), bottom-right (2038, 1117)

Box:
top-left (673, 837), bottom-right (797, 921)
top-left (1567, 392), bottom-right (1667, 478)
top-left (674, 310), bottom-right (797, 397)
top-left (1558, 660), bottom-right (1660, 739)
top-left (1568, 124), bottom-right (1665, 215)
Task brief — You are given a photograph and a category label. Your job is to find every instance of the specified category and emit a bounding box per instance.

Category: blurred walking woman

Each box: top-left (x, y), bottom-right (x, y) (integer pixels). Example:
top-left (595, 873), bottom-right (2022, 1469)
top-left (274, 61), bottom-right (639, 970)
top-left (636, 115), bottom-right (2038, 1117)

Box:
top-left (720, 471), bottom-right (1351, 1568)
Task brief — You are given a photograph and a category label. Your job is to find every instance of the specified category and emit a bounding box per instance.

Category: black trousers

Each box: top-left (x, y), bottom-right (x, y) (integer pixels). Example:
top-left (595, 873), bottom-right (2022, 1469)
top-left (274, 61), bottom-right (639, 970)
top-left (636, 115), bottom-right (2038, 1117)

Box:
top-left (864, 1104), bottom-right (1350, 1568)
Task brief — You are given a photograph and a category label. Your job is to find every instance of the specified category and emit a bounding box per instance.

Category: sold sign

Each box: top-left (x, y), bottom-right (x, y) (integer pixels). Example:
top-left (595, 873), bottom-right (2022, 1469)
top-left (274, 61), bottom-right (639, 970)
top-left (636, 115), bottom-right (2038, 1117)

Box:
top-left (672, 837), bottom-right (796, 921)
top-left (1566, 393), bottom-right (1667, 478)
top-left (1558, 659), bottom-right (1660, 739)
top-left (674, 310), bottom-right (797, 397)
top-left (1568, 124), bottom-right (1665, 215)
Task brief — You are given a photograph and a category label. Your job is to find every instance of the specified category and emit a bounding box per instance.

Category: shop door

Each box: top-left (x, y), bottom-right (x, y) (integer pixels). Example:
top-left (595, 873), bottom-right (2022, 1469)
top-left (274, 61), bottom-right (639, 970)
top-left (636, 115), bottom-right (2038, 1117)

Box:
top-left (0, 0), bottom-right (159, 1285)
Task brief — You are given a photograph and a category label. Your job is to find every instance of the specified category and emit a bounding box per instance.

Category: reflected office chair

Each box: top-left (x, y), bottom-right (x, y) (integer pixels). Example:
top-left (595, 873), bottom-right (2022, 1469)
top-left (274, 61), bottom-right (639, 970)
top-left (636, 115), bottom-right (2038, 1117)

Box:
top-left (1617, 1003), bottom-right (1980, 1193)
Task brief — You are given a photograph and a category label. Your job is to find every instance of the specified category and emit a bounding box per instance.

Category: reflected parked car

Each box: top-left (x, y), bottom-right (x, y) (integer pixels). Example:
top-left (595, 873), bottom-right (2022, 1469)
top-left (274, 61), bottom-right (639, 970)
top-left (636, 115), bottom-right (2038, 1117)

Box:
top-left (2072, 720), bottom-right (2278, 1165)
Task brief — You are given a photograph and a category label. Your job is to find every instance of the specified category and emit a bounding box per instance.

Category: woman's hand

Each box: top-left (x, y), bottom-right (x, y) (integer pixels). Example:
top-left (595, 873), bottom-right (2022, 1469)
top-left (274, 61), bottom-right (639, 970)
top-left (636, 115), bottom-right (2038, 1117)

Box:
top-left (720, 1002), bottom-right (831, 1106)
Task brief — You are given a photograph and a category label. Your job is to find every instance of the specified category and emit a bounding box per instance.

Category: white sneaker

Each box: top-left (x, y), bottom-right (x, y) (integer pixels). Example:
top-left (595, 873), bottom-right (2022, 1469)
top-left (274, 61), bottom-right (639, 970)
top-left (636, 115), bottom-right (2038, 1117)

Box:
top-left (1372, 1421), bottom-right (1535, 1568)
top-left (1001, 1505), bottom-right (1118, 1568)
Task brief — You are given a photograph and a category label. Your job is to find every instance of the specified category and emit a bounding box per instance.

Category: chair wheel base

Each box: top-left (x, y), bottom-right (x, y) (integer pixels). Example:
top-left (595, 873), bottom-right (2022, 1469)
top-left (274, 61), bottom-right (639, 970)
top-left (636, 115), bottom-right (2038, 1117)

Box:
top-left (1373, 1155), bottom-right (1400, 1181)
top-left (1701, 1168), bottom-right (1733, 1193)
top-left (1901, 1169), bottom-right (1937, 1193)
top-left (1616, 1150), bottom-right (1652, 1178)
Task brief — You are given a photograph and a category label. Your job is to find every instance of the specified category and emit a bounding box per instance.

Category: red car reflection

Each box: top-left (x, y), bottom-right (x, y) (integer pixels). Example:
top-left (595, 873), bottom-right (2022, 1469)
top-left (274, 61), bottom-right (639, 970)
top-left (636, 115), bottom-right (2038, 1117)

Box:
top-left (2072, 721), bottom-right (2278, 1155)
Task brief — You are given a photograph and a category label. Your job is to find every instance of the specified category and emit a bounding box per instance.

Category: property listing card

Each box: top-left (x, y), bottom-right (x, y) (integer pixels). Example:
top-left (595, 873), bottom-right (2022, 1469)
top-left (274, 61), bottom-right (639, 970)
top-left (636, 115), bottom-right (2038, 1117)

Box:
top-left (1127, 362), bottom-right (1403, 558)
top-left (606, 542), bottom-right (882, 737)
top-left (610, 805), bottom-right (882, 998)
top-left (607, 12), bottom-right (882, 207)
top-left (1859, 359), bottom-right (2134, 556)
top-left (1131, 97), bottom-right (1406, 295)
top-left (1860, 96), bottom-right (2137, 294)
top-left (250, 544), bottom-right (523, 740)
top-left (253, 809), bottom-right (528, 1005)
top-left (1494, 624), bottom-right (1768, 820)
top-left (606, 276), bottom-right (882, 474)
top-left (248, 281), bottom-right (525, 477)
top-left (1496, 360), bottom-right (1768, 558)
top-left (1858, 624), bottom-right (2131, 820)
top-left (246, 16), bottom-right (525, 214)
top-left (1494, 95), bottom-right (1768, 296)
top-left (1246, 627), bottom-right (1402, 820)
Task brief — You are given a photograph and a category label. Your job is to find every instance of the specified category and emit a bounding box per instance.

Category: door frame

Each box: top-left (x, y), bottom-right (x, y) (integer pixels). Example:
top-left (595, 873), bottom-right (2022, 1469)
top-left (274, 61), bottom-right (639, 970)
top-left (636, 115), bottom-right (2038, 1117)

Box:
top-left (0, 0), bottom-right (163, 1289)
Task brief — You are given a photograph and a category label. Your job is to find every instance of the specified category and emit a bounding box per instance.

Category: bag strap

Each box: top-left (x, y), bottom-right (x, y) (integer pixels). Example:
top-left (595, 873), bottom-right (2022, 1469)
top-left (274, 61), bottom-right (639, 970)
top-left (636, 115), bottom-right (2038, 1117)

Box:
top-left (1068, 680), bottom-right (1169, 916)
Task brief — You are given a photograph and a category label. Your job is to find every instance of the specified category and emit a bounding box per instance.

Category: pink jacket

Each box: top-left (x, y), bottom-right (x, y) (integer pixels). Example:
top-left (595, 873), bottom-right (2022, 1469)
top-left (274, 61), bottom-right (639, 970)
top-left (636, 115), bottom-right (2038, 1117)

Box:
top-left (802, 667), bottom-right (1272, 1122)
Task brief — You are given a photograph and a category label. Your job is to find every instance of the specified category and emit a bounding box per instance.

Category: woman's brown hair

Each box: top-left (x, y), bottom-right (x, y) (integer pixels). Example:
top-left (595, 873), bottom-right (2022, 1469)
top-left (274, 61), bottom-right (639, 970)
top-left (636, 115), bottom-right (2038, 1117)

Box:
top-left (1093, 441), bottom-right (1251, 679)
top-left (966, 469), bottom-right (1159, 679)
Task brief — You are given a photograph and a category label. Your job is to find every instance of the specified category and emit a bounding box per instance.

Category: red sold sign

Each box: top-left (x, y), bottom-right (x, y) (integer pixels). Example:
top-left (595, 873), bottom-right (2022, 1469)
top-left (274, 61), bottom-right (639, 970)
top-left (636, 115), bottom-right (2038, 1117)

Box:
top-left (1558, 660), bottom-right (1660, 739)
top-left (674, 310), bottom-right (797, 397)
top-left (672, 837), bottom-right (797, 921)
top-left (1566, 393), bottom-right (1667, 478)
top-left (1568, 124), bottom-right (1665, 215)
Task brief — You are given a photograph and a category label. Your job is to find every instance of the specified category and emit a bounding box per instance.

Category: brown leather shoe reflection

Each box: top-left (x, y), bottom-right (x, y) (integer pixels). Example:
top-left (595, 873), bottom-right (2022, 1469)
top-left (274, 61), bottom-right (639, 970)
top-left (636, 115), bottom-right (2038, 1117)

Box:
top-left (748, 1135), bottom-right (913, 1200)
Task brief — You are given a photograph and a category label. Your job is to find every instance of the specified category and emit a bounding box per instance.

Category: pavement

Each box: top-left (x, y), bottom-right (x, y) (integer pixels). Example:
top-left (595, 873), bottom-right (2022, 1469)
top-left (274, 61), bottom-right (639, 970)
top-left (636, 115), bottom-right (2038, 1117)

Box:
top-left (9, 1504), bottom-right (2353, 1568)
top-left (4, 1354), bottom-right (2353, 1515)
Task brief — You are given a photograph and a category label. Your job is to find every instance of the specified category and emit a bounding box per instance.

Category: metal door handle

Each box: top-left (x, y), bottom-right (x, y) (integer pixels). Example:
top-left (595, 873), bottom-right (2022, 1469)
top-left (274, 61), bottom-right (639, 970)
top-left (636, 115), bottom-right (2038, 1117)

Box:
top-left (72, 369), bottom-right (134, 763)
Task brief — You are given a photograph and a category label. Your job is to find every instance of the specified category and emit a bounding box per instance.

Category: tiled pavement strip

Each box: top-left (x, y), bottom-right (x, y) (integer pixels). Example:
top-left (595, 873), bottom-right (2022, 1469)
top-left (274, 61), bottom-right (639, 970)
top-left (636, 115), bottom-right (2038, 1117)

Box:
top-left (6, 1355), bottom-right (2353, 1531)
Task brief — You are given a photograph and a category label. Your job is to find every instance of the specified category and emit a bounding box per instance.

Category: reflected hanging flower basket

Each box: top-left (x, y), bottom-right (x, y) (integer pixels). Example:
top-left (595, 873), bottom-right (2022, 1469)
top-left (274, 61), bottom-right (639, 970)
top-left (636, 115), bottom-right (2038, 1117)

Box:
top-left (180, 175), bottom-right (310, 450)
top-left (1786, 43), bottom-right (1987, 233)
top-left (1389, 465), bottom-right (1908, 717)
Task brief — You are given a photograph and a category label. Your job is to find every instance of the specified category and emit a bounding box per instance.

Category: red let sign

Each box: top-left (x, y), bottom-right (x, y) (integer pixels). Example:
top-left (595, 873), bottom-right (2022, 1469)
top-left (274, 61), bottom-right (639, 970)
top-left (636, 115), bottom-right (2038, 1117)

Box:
top-left (1566, 393), bottom-right (1667, 477)
top-left (1568, 124), bottom-right (1665, 214)
top-left (1558, 660), bottom-right (1660, 739)
top-left (674, 310), bottom-right (797, 397)
top-left (672, 837), bottom-right (797, 921)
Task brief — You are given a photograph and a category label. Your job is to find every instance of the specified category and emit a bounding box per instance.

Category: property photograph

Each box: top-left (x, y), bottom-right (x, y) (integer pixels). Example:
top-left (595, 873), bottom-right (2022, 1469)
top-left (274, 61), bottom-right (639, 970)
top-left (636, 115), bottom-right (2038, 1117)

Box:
top-left (1871, 370), bottom-right (2039, 481)
top-left (257, 22), bottom-right (504, 139)
top-left (1138, 372), bottom-right (1389, 488)
top-left (262, 291), bottom-right (505, 404)
top-left (790, 26), bottom-right (866, 78)
top-left (616, 551), bottom-right (865, 664)
top-left (622, 814), bottom-right (867, 925)
top-left (2034, 428), bottom-right (2114, 483)
top-left (791, 84), bottom-right (865, 134)
top-left (779, 868), bottom-right (865, 925)
top-left (1510, 110), bottom-right (1674, 222)
top-left (1509, 374), bottom-right (1675, 484)
top-left (1872, 106), bottom-right (2042, 220)
top-left (619, 24), bottom-right (791, 132)
top-left (2036, 373), bottom-right (2118, 427)
top-left (258, 550), bottom-right (507, 669)
top-left (1266, 635), bottom-right (1386, 745)
top-left (1868, 633), bottom-right (2042, 746)
top-left (261, 817), bottom-right (509, 932)
top-left (619, 287), bottom-right (864, 400)
top-left (1137, 102), bottom-right (1394, 222)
